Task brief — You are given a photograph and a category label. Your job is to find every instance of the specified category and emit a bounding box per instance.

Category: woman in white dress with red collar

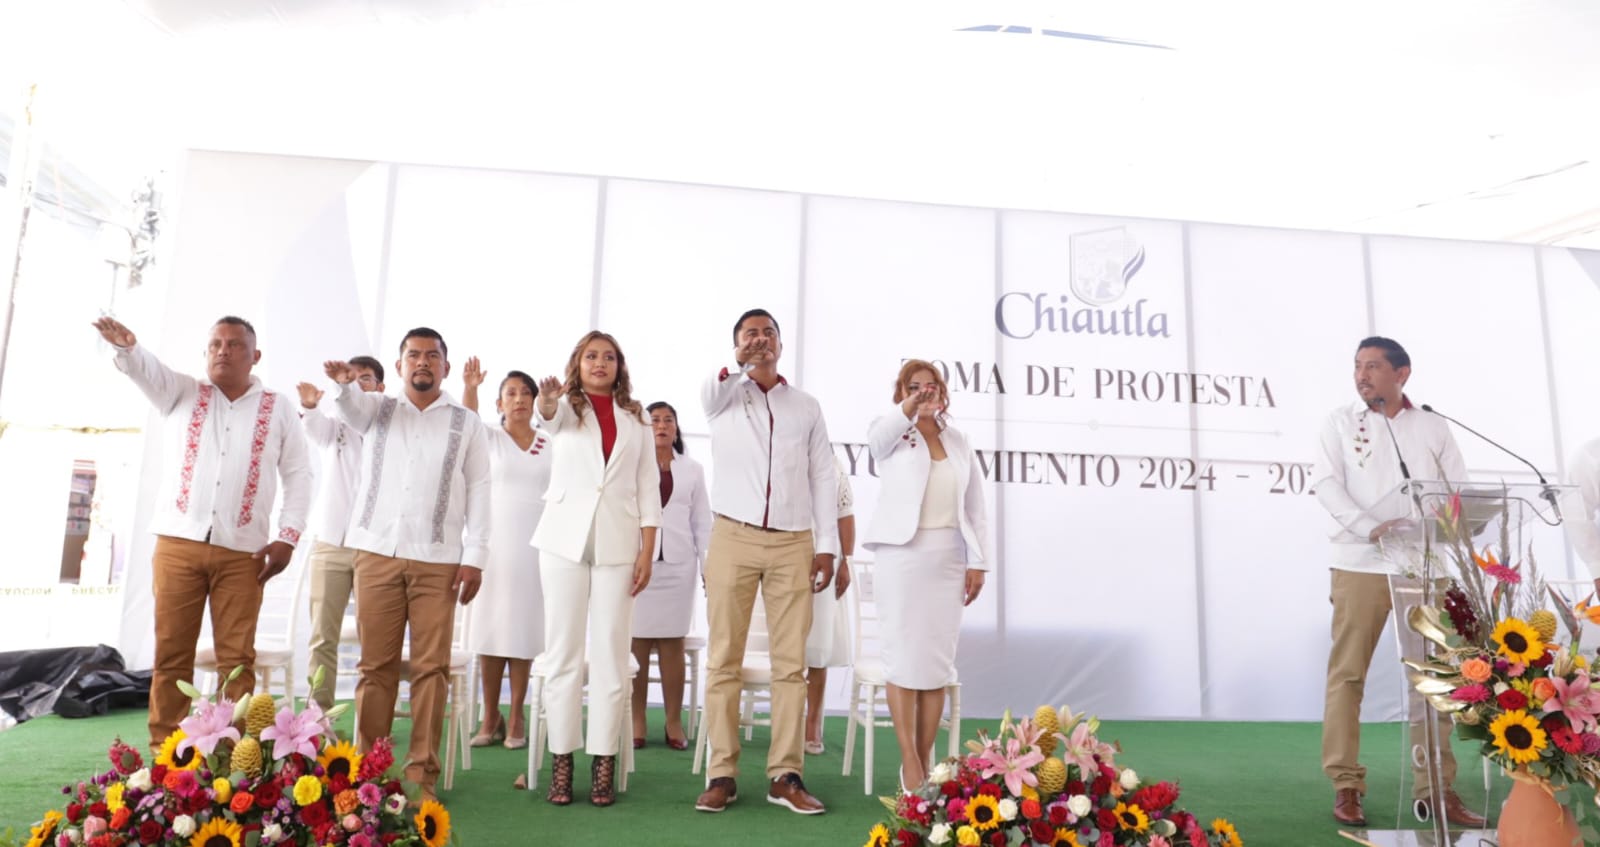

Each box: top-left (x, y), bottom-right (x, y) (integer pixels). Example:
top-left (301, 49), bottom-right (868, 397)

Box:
top-left (862, 359), bottom-right (990, 791)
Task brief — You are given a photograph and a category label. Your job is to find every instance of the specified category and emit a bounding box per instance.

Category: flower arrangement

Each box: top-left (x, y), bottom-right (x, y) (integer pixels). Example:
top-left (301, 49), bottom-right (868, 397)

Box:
top-left (1406, 491), bottom-right (1600, 835)
top-left (864, 706), bottom-right (1242, 847)
top-left (16, 668), bottom-right (450, 847)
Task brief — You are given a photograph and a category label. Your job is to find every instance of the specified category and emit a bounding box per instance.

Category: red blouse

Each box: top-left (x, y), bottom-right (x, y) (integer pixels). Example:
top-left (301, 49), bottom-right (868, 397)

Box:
top-left (588, 393), bottom-right (617, 462)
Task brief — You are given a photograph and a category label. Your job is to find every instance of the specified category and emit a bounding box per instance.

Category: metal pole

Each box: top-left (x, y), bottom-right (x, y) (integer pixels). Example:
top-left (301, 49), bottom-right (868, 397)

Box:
top-left (0, 83), bottom-right (40, 415)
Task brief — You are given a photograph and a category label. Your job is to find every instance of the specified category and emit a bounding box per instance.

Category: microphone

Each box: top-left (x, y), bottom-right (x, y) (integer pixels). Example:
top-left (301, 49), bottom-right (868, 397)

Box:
top-left (1420, 403), bottom-right (1562, 523)
top-left (1374, 398), bottom-right (1414, 490)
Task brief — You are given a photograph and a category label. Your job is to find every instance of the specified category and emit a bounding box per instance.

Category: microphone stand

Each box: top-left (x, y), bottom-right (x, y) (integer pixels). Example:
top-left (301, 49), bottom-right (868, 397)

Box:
top-left (1421, 403), bottom-right (1563, 526)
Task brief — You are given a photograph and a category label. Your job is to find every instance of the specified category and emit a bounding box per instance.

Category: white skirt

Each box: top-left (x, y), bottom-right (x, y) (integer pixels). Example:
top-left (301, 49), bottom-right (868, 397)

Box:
top-left (873, 528), bottom-right (966, 690)
top-left (806, 586), bottom-right (852, 669)
top-left (631, 555), bottom-right (697, 639)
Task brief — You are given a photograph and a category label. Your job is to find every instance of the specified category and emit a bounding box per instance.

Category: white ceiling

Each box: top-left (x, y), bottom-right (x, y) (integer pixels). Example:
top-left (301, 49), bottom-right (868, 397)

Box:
top-left (4, 0), bottom-right (1598, 246)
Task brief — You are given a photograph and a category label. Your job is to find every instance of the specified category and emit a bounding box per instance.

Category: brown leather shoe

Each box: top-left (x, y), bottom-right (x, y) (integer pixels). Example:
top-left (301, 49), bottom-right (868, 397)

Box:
top-left (1418, 791), bottom-right (1488, 828)
top-left (695, 777), bottom-right (738, 813)
top-left (1333, 788), bottom-right (1366, 826)
top-left (767, 772), bottom-right (825, 815)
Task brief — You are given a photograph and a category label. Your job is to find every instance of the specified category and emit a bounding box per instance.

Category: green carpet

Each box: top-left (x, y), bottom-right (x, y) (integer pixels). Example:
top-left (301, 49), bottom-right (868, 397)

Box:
top-left (0, 708), bottom-right (1512, 846)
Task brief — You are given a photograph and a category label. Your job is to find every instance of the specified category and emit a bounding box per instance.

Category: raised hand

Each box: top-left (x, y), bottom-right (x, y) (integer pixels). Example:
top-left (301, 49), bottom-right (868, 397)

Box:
top-left (296, 382), bottom-right (324, 409)
top-left (538, 375), bottom-right (563, 401)
top-left (914, 384), bottom-right (945, 419)
top-left (736, 337), bottom-right (770, 367)
top-left (462, 356), bottom-right (486, 389)
top-left (324, 360), bottom-right (356, 384)
top-left (92, 317), bottom-right (136, 348)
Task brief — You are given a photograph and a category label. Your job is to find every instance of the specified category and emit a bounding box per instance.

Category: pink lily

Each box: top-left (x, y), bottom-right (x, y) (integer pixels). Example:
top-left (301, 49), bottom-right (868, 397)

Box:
top-left (1545, 671), bottom-right (1600, 734)
top-left (976, 735), bottom-right (1045, 796)
top-left (260, 706), bottom-right (322, 760)
top-left (1058, 721), bottom-right (1116, 779)
top-left (177, 698), bottom-right (240, 757)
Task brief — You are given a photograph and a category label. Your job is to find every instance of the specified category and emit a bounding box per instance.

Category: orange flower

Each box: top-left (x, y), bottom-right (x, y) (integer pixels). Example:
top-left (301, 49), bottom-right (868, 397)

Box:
top-left (1578, 602), bottom-right (1600, 625)
top-left (1021, 798), bottom-right (1042, 820)
top-left (1459, 658), bottom-right (1492, 683)
top-left (1531, 677), bottom-right (1557, 703)
top-left (229, 792), bottom-right (254, 814)
top-left (109, 807), bottom-right (130, 830)
top-left (334, 789), bottom-right (361, 816)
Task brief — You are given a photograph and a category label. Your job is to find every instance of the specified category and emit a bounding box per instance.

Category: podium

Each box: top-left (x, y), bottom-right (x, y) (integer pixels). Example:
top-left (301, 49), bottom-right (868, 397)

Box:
top-left (1337, 479), bottom-right (1570, 846)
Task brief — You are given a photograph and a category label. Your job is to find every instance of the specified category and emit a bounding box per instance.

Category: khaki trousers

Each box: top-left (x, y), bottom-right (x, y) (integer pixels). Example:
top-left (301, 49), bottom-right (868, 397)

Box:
top-left (148, 536), bottom-right (262, 748)
top-left (307, 542), bottom-right (358, 709)
top-left (703, 517), bottom-right (814, 781)
top-left (1322, 569), bottom-right (1458, 798)
top-left (353, 552), bottom-right (458, 792)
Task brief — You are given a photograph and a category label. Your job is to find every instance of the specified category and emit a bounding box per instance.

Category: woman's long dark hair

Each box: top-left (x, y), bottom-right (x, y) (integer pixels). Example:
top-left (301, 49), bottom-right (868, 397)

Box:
top-left (647, 401), bottom-right (685, 454)
top-left (499, 370), bottom-right (537, 427)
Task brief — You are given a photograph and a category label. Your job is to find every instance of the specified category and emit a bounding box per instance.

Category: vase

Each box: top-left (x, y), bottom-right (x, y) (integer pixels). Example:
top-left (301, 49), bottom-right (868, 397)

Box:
top-left (1497, 779), bottom-right (1580, 847)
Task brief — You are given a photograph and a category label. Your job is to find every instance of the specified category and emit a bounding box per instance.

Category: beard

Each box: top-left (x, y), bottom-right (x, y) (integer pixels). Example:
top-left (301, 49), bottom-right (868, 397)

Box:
top-left (409, 372), bottom-right (437, 392)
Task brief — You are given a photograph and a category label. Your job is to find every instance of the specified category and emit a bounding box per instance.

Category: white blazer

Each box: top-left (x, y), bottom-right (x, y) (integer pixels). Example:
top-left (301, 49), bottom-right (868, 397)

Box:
top-left (530, 396), bottom-right (663, 566)
top-left (860, 407), bottom-right (992, 570)
top-left (653, 453), bottom-right (713, 564)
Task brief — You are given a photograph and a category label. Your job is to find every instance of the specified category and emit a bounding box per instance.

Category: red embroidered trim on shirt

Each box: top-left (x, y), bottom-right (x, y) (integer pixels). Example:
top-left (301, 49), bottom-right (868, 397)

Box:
top-left (237, 391), bottom-right (277, 528)
top-left (175, 384), bottom-right (214, 513)
top-left (277, 526), bottom-right (301, 545)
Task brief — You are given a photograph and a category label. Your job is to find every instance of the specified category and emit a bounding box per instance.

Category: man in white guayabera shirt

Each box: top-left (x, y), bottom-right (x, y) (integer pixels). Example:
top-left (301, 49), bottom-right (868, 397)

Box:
top-left (296, 355), bottom-right (386, 710)
top-left (324, 327), bottom-right (491, 801)
top-left (93, 316), bottom-right (311, 751)
top-left (1313, 335), bottom-right (1484, 829)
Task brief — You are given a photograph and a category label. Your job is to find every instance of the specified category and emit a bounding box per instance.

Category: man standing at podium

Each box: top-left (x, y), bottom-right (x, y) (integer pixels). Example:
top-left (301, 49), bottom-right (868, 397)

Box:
top-left (1313, 336), bottom-right (1484, 828)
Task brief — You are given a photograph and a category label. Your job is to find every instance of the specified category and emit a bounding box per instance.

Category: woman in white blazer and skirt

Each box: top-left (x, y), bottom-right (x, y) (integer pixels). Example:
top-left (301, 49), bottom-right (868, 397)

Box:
top-left (862, 359), bottom-right (990, 791)
top-left (530, 331), bottom-right (662, 807)
top-left (629, 401), bottom-right (712, 750)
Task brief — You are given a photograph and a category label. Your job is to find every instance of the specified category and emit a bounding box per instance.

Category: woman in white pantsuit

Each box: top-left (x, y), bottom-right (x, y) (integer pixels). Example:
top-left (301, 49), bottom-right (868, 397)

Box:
top-left (629, 401), bottom-right (711, 750)
top-left (862, 359), bottom-right (990, 791)
top-left (530, 331), bottom-right (661, 808)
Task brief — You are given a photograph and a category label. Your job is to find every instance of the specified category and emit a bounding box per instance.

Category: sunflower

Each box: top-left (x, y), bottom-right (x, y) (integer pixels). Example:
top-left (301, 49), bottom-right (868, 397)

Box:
top-left (24, 810), bottom-right (62, 847)
top-left (1211, 818), bottom-right (1243, 847)
top-left (187, 818), bottom-right (242, 847)
top-left (1489, 709), bottom-right (1549, 765)
top-left (1492, 619), bottom-right (1545, 663)
top-left (966, 794), bottom-right (1002, 831)
top-left (864, 823), bottom-right (892, 847)
top-left (1054, 829), bottom-right (1082, 846)
top-left (414, 799), bottom-right (451, 847)
top-left (1113, 802), bottom-right (1150, 833)
top-left (317, 740), bottom-right (363, 784)
top-left (156, 730), bottom-right (202, 771)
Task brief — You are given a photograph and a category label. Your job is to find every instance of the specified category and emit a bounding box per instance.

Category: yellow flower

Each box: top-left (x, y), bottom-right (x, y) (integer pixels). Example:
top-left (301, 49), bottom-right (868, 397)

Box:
top-left (317, 740), bottom-right (363, 785)
top-left (212, 778), bottom-right (232, 804)
top-left (957, 826), bottom-right (981, 847)
top-left (864, 823), bottom-right (891, 847)
top-left (414, 799), bottom-right (451, 847)
top-left (104, 782), bottom-right (126, 812)
top-left (293, 775), bottom-right (324, 806)
top-left (156, 730), bottom-right (202, 771)
top-left (1114, 802), bottom-right (1150, 833)
top-left (966, 794), bottom-right (1002, 831)
top-left (188, 818), bottom-right (242, 847)
top-left (1492, 619), bottom-right (1545, 664)
top-left (1054, 830), bottom-right (1081, 846)
top-left (24, 810), bottom-right (62, 847)
top-left (1212, 818), bottom-right (1243, 847)
top-left (1489, 709), bottom-right (1548, 765)
top-left (1020, 784), bottom-right (1040, 802)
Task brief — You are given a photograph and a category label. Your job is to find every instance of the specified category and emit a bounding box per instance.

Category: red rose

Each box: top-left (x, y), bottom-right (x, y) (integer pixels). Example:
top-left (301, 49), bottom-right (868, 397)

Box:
top-left (988, 831), bottom-right (1006, 847)
top-left (1498, 689), bottom-right (1529, 710)
top-left (255, 780), bottom-right (282, 808)
top-left (88, 802), bottom-right (110, 819)
top-left (67, 803), bottom-right (85, 823)
top-left (1048, 804), bottom-right (1069, 826)
top-left (896, 829), bottom-right (922, 847)
top-left (1130, 781), bottom-right (1180, 812)
top-left (329, 774), bottom-right (350, 796)
top-left (941, 781), bottom-right (963, 798)
top-left (1065, 780), bottom-right (1085, 795)
top-left (1021, 798), bottom-right (1042, 820)
top-left (137, 819), bottom-right (163, 845)
top-left (1029, 820), bottom-right (1056, 842)
top-left (88, 837), bottom-right (116, 847)
top-left (312, 822), bottom-right (334, 844)
top-left (383, 780), bottom-right (404, 796)
top-left (300, 802), bottom-right (330, 827)
top-left (1091, 775), bottom-right (1111, 796)
top-left (977, 783), bottom-right (1002, 798)
top-left (1532, 650), bottom-right (1554, 668)
top-left (149, 765), bottom-right (168, 785)
top-left (1097, 808), bottom-right (1119, 830)
top-left (1543, 714), bottom-right (1568, 733)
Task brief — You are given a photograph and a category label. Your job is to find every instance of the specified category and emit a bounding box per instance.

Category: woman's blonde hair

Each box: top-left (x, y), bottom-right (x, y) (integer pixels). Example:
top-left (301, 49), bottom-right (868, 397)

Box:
top-left (562, 331), bottom-right (644, 422)
top-left (892, 359), bottom-right (951, 416)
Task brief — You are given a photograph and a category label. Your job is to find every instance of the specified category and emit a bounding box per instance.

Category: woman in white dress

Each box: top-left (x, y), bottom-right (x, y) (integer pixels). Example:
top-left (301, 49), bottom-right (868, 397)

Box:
top-left (862, 359), bottom-right (990, 791)
top-left (629, 401), bottom-right (711, 751)
top-left (803, 458), bottom-right (854, 755)
top-left (461, 361), bottom-right (552, 751)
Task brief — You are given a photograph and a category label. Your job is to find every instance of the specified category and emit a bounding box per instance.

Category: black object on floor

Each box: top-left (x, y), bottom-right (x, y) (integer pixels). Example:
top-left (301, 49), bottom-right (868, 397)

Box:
top-left (0, 644), bottom-right (150, 723)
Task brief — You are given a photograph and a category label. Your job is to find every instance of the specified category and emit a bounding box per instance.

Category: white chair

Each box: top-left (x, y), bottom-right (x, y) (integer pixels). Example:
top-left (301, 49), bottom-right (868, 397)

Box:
top-left (195, 546), bottom-right (309, 704)
top-left (392, 608), bottom-right (475, 789)
top-left (841, 560), bottom-right (962, 795)
top-left (523, 653), bottom-right (638, 792)
top-left (691, 594), bottom-right (776, 776)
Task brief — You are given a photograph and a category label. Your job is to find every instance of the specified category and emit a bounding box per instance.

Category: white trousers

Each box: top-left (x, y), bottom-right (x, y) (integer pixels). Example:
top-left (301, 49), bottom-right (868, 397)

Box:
top-left (540, 549), bottom-right (635, 756)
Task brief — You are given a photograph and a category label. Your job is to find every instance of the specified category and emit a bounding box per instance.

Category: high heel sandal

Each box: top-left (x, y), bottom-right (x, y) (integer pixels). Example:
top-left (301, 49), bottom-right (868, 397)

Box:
top-left (591, 754), bottom-right (617, 807)
top-left (469, 715), bottom-right (506, 748)
top-left (547, 753), bottom-right (574, 806)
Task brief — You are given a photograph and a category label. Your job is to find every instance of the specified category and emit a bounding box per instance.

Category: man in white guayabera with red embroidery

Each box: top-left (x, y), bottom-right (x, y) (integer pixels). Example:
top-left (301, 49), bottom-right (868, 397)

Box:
top-left (94, 316), bottom-right (311, 752)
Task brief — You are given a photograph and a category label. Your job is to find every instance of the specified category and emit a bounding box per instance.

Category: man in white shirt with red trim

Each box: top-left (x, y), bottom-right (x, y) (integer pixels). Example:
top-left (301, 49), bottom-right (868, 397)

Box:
top-left (695, 308), bottom-right (838, 816)
top-left (1313, 335), bottom-right (1484, 828)
top-left (324, 327), bottom-right (490, 800)
top-left (296, 356), bottom-right (386, 710)
top-left (93, 316), bottom-right (311, 750)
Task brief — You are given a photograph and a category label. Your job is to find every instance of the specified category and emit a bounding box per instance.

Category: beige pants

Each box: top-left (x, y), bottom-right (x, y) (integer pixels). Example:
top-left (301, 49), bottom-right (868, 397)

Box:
top-left (307, 542), bottom-right (358, 709)
top-left (353, 552), bottom-right (458, 792)
top-left (148, 536), bottom-right (263, 748)
top-left (1322, 569), bottom-right (1458, 798)
top-left (703, 517), bottom-right (815, 781)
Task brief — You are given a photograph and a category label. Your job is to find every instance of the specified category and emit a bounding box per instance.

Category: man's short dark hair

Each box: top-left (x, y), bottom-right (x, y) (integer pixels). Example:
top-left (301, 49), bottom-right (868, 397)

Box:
top-left (732, 309), bottom-right (780, 345)
top-left (399, 327), bottom-right (448, 359)
top-left (1357, 336), bottom-right (1410, 370)
top-left (349, 355), bottom-right (385, 384)
top-left (214, 316), bottom-right (256, 339)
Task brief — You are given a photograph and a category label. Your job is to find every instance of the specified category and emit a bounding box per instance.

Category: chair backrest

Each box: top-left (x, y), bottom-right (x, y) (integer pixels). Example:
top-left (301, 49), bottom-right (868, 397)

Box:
top-left (850, 559), bottom-right (884, 664)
